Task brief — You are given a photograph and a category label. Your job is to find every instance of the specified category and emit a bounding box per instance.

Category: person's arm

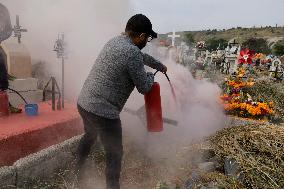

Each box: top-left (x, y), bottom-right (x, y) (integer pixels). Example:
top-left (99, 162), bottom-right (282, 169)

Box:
top-left (142, 53), bottom-right (167, 73)
top-left (127, 51), bottom-right (154, 94)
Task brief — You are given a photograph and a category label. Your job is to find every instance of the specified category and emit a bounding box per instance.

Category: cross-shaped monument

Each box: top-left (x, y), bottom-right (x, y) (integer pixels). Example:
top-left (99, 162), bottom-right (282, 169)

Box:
top-left (54, 34), bottom-right (67, 109)
top-left (229, 39), bottom-right (239, 46)
top-left (168, 29), bottom-right (180, 47)
top-left (12, 15), bottom-right (27, 43)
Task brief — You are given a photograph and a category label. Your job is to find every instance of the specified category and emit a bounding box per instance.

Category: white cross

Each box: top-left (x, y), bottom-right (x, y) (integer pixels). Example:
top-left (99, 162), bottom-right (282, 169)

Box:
top-left (168, 29), bottom-right (180, 47)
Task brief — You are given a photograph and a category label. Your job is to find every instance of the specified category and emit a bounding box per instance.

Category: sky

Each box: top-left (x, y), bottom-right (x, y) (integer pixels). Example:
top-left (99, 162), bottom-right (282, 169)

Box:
top-left (0, 0), bottom-right (283, 79)
top-left (1, 0), bottom-right (284, 34)
top-left (131, 0), bottom-right (284, 33)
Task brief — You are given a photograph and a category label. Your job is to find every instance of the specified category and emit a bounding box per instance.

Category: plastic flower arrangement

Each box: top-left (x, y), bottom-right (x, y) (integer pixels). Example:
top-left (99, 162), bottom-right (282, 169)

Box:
top-left (226, 79), bottom-right (254, 90)
top-left (237, 67), bottom-right (245, 77)
top-left (220, 67), bottom-right (274, 119)
top-left (238, 48), bottom-right (255, 64)
top-left (222, 101), bottom-right (274, 118)
top-left (254, 53), bottom-right (265, 60)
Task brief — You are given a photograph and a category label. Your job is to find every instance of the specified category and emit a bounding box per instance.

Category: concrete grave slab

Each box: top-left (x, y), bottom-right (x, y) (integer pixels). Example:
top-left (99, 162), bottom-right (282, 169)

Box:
top-left (9, 78), bottom-right (39, 91)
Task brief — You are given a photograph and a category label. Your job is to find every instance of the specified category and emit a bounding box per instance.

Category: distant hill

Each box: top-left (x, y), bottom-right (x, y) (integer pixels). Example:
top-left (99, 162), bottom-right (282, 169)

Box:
top-left (159, 26), bottom-right (284, 46)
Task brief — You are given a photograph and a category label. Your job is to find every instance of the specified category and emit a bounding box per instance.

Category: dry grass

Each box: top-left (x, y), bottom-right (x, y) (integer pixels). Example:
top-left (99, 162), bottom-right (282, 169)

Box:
top-left (245, 78), bottom-right (284, 122)
top-left (14, 139), bottom-right (195, 189)
top-left (209, 123), bottom-right (284, 189)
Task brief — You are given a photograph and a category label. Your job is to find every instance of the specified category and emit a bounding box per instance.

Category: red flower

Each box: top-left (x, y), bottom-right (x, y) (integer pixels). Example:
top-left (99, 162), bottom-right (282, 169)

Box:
top-left (238, 49), bottom-right (255, 64)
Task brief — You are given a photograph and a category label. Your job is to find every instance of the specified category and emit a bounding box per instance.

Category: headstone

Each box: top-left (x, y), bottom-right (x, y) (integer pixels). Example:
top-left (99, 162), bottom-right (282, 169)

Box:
top-left (226, 54), bottom-right (238, 74)
top-left (269, 58), bottom-right (283, 79)
top-left (0, 42), bottom-right (32, 78)
top-left (0, 42), bottom-right (43, 106)
top-left (224, 156), bottom-right (241, 178)
top-left (177, 42), bottom-right (191, 65)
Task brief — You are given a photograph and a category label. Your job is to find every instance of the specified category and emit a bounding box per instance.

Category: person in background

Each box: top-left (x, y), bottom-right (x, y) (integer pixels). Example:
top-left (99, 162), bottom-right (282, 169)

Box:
top-left (76, 14), bottom-right (167, 189)
top-left (0, 3), bottom-right (12, 92)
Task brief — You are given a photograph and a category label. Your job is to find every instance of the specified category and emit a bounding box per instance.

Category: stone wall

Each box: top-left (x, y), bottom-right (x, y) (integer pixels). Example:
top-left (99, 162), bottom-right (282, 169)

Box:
top-left (0, 135), bottom-right (81, 188)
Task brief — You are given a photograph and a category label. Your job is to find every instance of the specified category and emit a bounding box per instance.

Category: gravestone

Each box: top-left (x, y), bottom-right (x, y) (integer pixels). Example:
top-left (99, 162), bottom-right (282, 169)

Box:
top-left (177, 42), bottom-right (191, 65)
top-left (269, 58), bottom-right (283, 80)
top-left (0, 42), bottom-right (42, 106)
top-left (226, 54), bottom-right (238, 74)
top-left (1, 42), bottom-right (31, 78)
top-left (0, 8), bottom-right (42, 106)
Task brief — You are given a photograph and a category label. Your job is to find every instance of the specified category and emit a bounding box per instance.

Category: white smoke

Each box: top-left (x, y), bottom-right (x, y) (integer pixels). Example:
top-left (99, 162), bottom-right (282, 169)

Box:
top-left (1, 1), bottom-right (226, 185)
top-left (122, 46), bottom-right (226, 160)
top-left (1, 0), bottom-right (133, 99)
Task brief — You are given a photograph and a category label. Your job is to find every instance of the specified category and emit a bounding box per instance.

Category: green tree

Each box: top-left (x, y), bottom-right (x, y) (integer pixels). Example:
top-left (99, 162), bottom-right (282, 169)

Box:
top-left (242, 38), bottom-right (271, 54)
top-left (183, 32), bottom-right (195, 45)
top-left (273, 43), bottom-right (284, 56)
top-left (205, 37), bottom-right (228, 51)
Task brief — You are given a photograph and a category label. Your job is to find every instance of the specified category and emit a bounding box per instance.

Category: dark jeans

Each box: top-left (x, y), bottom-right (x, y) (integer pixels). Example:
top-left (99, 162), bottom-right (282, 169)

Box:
top-left (77, 104), bottom-right (123, 189)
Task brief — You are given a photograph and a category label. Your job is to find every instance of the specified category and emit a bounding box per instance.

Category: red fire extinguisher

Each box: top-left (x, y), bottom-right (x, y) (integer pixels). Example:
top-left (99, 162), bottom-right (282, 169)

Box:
top-left (144, 82), bottom-right (163, 132)
top-left (0, 91), bottom-right (9, 117)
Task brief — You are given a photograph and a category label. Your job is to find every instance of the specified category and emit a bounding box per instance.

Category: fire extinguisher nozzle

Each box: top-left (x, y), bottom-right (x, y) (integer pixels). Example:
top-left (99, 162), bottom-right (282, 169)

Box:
top-left (164, 73), bottom-right (170, 82)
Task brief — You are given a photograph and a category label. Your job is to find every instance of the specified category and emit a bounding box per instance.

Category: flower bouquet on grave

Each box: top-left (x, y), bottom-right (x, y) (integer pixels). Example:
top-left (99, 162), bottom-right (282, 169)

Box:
top-left (261, 54), bottom-right (274, 65)
top-left (220, 65), bottom-right (274, 119)
top-left (238, 48), bottom-right (255, 65)
top-left (237, 49), bottom-right (256, 74)
top-left (221, 90), bottom-right (274, 119)
top-left (223, 99), bottom-right (274, 119)
top-left (254, 53), bottom-right (266, 67)
top-left (254, 53), bottom-right (265, 61)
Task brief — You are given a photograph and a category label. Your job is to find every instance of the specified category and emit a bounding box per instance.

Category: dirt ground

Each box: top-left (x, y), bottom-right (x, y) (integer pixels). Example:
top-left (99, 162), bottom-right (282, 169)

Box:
top-left (14, 137), bottom-right (196, 189)
top-left (69, 139), bottom-right (194, 189)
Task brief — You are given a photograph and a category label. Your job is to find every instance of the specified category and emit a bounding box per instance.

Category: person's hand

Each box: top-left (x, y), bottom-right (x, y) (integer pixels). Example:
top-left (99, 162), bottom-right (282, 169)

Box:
top-left (160, 64), bottom-right (167, 73)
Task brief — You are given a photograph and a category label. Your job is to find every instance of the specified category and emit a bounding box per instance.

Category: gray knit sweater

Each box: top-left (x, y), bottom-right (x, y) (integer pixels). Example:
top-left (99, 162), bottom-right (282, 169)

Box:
top-left (77, 35), bottom-right (164, 119)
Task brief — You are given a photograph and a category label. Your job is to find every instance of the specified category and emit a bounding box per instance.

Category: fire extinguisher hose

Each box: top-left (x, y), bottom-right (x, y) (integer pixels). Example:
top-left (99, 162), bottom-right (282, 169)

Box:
top-left (8, 88), bottom-right (28, 104)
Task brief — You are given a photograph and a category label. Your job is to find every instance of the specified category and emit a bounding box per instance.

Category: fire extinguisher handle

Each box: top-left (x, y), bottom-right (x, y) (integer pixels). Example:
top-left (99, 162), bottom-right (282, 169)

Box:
top-left (154, 70), bottom-right (159, 76)
top-left (154, 71), bottom-right (171, 82)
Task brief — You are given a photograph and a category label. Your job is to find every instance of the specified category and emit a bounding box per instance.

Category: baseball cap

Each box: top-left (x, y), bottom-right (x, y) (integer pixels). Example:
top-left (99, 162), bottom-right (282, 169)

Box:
top-left (126, 14), bottom-right (157, 38)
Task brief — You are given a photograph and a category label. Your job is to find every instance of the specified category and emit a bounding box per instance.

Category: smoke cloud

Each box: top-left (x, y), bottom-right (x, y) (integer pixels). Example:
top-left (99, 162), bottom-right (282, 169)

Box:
top-left (1, 0), bottom-right (132, 99)
top-left (1, 1), bottom-right (226, 185)
top-left (122, 46), bottom-right (226, 161)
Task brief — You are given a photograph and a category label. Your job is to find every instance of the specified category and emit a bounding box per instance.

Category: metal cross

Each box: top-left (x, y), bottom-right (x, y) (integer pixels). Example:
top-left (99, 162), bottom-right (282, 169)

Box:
top-left (12, 15), bottom-right (27, 43)
top-left (53, 34), bottom-right (67, 108)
